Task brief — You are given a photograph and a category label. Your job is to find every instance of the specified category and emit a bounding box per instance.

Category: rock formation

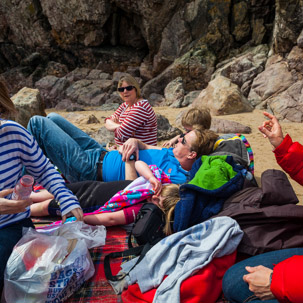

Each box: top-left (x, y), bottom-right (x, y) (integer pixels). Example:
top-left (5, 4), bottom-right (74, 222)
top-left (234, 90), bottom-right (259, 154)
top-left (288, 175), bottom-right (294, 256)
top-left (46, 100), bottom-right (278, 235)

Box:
top-left (1, 0), bottom-right (303, 123)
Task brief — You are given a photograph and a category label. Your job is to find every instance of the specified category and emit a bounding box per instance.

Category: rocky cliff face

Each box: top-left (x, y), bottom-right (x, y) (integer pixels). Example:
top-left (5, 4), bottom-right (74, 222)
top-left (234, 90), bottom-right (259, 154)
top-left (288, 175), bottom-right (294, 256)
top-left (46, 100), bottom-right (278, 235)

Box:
top-left (1, 0), bottom-right (303, 122)
top-left (0, 0), bottom-right (275, 86)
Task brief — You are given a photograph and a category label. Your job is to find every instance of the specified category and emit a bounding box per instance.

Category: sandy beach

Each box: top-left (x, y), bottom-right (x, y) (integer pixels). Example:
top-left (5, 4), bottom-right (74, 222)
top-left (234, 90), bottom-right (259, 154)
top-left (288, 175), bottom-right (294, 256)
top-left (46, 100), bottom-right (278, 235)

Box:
top-left (47, 107), bottom-right (303, 203)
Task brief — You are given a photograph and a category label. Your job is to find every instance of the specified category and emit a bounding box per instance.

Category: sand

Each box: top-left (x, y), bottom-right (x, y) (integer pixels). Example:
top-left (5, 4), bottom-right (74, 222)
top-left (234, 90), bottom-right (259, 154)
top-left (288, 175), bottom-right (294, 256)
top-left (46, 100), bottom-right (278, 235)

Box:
top-left (46, 107), bottom-right (303, 203)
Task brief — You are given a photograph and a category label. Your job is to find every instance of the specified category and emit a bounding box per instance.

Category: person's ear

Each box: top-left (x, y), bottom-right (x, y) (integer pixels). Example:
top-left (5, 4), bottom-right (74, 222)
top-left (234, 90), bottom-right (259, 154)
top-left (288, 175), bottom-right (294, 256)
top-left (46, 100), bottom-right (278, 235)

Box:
top-left (151, 195), bottom-right (160, 205)
top-left (187, 150), bottom-right (197, 160)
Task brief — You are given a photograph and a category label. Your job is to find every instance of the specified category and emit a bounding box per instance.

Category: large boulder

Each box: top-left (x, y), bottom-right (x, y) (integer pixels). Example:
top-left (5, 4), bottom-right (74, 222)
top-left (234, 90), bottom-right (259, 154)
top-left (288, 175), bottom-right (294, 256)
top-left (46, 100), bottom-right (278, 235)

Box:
top-left (267, 80), bottom-right (303, 122)
top-left (157, 114), bottom-right (182, 141)
top-left (248, 56), bottom-right (295, 107)
top-left (11, 87), bottom-right (46, 127)
top-left (213, 44), bottom-right (269, 97)
top-left (35, 76), bottom-right (71, 108)
top-left (164, 77), bottom-right (185, 108)
top-left (210, 118), bottom-right (251, 134)
top-left (65, 79), bottom-right (113, 106)
top-left (182, 91), bottom-right (201, 107)
top-left (192, 76), bottom-right (253, 115)
top-left (88, 126), bottom-right (115, 146)
top-left (287, 46), bottom-right (303, 76)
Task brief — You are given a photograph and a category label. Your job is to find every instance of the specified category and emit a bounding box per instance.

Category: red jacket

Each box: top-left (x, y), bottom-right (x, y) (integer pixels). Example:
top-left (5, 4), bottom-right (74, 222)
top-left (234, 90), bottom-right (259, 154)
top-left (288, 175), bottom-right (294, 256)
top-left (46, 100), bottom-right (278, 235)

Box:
top-left (274, 134), bottom-right (303, 186)
top-left (270, 135), bottom-right (303, 301)
top-left (271, 255), bottom-right (303, 302)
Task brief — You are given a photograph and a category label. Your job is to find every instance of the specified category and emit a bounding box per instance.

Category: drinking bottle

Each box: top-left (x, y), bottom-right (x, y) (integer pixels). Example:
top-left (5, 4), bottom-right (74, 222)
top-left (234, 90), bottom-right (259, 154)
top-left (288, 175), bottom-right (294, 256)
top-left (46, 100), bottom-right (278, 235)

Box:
top-left (11, 175), bottom-right (34, 200)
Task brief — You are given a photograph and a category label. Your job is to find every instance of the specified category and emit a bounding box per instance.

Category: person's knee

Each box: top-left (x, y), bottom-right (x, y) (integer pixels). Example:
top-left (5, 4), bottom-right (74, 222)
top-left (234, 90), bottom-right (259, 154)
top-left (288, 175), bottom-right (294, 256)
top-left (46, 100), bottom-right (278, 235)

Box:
top-left (47, 112), bottom-right (61, 122)
top-left (222, 263), bottom-right (246, 302)
top-left (27, 115), bottom-right (45, 132)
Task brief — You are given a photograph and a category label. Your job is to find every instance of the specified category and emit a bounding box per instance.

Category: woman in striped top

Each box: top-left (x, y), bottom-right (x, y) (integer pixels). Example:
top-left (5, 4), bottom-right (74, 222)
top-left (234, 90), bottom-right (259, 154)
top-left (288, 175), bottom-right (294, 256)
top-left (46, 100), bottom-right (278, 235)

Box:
top-left (0, 80), bottom-right (83, 294)
top-left (105, 75), bottom-right (157, 146)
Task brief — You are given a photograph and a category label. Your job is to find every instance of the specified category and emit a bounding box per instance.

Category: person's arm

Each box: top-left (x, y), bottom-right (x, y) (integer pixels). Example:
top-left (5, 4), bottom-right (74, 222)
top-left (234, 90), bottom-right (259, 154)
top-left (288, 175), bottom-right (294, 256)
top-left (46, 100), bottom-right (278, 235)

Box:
top-left (84, 210), bottom-right (126, 226)
top-left (243, 266), bottom-right (275, 301)
top-left (162, 134), bottom-right (181, 148)
top-left (121, 138), bottom-right (162, 162)
top-left (13, 123), bottom-right (83, 222)
top-left (0, 189), bottom-right (32, 214)
top-left (258, 112), bottom-right (303, 185)
top-left (30, 189), bottom-right (54, 202)
top-left (105, 103), bottom-right (124, 131)
top-left (105, 118), bottom-right (120, 131)
top-left (270, 255), bottom-right (303, 303)
top-left (135, 161), bottom-right (162, 195)
top-left (125, 160), bottom-right (137, 180)
top-left (273, 134), bottom-right (303, 185)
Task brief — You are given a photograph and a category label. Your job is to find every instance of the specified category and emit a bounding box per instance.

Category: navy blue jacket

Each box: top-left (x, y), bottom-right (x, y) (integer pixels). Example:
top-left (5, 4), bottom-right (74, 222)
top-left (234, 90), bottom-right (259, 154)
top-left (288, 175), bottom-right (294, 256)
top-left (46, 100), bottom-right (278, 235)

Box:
top-left (173, 156), bottom-right (246, 232)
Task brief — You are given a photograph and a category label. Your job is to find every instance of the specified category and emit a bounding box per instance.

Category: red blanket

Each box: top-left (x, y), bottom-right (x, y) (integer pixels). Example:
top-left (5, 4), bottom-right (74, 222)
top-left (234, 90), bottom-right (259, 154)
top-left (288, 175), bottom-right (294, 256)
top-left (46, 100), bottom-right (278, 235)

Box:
top-left (66, 226), bottom-right (128, 303)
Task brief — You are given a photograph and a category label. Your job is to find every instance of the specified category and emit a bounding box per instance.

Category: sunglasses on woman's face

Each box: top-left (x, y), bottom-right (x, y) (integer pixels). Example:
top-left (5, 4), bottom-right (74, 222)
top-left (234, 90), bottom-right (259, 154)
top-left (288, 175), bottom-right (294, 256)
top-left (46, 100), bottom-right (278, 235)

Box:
top-left (118, 85), bottom-right (135, 92)
top-left (180, 133), bottom-right (187, 145)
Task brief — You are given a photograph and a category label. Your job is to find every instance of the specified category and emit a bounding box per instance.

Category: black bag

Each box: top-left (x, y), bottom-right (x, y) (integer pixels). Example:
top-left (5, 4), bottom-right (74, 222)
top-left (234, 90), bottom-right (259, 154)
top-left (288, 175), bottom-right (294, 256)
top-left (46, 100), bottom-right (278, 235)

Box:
top-left (104, 203), bottom-right (166, 282)
top-left (130, 202), bottom-right (166, 246)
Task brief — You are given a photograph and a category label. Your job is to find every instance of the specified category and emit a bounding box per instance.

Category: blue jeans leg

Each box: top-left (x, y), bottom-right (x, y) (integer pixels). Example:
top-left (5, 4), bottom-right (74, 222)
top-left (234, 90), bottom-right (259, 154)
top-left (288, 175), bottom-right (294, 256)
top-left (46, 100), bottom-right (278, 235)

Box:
top-left (0, 218), bottom-right (34, 294)
top-left (46, 113), bottom-right (102, 150)
top-left (27, 114), bottom-right (106, 182)
top-left (222, 248), bottom-right (303, 303)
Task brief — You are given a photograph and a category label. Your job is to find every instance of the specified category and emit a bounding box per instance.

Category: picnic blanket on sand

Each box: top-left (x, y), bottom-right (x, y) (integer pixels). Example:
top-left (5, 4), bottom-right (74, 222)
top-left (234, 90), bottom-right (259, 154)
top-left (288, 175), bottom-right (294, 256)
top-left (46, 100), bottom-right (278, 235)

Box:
top-left (66, 226), bottom-right (128, 303)
top-left (32, 223), bottom-right (229, 303)
top-left (65, 225), bottom-right (231, 303)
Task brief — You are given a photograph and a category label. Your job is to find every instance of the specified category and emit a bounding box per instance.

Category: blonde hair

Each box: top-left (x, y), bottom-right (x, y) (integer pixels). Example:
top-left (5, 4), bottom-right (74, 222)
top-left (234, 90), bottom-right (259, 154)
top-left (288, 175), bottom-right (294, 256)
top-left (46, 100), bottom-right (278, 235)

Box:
top-left (181, 107), bottom-right (211, 130)
top-left (0, 80), bottom-right (17, 118)
top-left (191, 127), bottom-right (219, 158)
top-left (117, 74), bottom-right (141, 98)
top-left (160, 184), bottom-right (180, 236)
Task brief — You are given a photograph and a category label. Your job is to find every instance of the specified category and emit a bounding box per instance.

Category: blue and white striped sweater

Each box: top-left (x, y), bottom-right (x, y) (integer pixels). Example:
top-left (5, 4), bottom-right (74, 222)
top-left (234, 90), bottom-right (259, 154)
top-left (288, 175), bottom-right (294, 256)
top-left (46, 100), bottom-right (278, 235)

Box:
top-left (0, 119), bottom-right (80, 228)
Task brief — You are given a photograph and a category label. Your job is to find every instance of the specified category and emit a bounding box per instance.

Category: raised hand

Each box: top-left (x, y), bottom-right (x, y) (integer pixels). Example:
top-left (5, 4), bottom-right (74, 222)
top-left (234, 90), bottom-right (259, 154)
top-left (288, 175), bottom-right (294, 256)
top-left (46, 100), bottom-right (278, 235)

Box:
top-left (258, 112), bottom-right (284, 149)
top-left (162, 136), bottom-right (179, 148)
top-left (121, 138), bottom-right (140, 162)
top-left (149, 176), bottom-right (162, 196)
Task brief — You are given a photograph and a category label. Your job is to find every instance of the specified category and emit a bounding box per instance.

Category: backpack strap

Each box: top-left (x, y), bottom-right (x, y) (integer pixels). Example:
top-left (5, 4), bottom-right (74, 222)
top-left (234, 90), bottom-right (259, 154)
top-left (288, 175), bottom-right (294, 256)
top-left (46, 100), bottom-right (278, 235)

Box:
top-left (128, 230), bottom-right (134, 248)
top-left (104, 242), bottom-right (153, 282)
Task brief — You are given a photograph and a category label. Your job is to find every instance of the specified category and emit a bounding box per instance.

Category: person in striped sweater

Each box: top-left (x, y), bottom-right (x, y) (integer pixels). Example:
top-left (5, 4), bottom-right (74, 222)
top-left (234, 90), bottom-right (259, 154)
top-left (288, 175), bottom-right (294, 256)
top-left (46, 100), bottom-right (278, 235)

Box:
top-left (0, 80), bottom-right (83, 294)
top-left (105, 74), bottom-right (157, 147)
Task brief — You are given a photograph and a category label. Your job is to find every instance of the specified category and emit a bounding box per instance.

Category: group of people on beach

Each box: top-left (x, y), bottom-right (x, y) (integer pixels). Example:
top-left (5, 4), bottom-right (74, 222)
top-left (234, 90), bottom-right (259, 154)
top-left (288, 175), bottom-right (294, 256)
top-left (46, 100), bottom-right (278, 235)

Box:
top-left (0, 73), bottom-right (303, 302)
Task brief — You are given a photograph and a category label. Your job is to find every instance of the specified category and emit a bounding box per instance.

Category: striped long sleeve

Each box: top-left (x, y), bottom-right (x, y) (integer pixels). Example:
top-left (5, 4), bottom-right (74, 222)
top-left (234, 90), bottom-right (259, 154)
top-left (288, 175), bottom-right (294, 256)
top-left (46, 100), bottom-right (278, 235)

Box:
top-left (0, 120), bottom-right (80, 228)
top-left (107, 100), bottom-right (157, 146)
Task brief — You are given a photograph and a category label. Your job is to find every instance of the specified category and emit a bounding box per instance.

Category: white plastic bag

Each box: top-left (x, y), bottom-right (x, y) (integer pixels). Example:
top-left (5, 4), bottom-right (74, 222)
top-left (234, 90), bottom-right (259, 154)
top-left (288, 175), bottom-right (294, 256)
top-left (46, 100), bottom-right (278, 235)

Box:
top-left (37, 221), bottom-right (106, 249)
top-left (4, 222), bottom-right (106, 303)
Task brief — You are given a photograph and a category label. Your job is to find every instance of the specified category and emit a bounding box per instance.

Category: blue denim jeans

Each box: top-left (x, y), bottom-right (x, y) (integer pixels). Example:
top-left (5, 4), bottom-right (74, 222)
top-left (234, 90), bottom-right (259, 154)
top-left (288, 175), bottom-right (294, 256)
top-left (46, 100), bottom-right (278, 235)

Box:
top-left (27, 113), bottom-right (106, 183)
top-left (222, 248), bottom-right (303, 302)
top-left (0, 218), bottom-right (34, 294)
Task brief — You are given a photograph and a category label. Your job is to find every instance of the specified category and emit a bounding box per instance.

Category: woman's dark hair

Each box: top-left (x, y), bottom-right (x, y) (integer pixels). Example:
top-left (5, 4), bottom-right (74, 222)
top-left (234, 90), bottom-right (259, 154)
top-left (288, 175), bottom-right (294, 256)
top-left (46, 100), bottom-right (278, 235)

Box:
top-left (0, 80), bottom-right (17, 118)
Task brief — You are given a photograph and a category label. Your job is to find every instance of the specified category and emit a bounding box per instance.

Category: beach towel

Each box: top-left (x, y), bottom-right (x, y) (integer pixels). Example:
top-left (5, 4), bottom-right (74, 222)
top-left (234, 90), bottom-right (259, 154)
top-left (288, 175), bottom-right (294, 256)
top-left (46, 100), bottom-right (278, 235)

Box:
top-left (39, 165), bottom-right (171, 229)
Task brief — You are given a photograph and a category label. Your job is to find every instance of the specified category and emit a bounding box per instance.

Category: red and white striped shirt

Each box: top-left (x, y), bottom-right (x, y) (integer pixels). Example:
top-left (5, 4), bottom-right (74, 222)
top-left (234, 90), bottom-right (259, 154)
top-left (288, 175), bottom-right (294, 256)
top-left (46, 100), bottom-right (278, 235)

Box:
top-left (107, 100), bottom-right (157, 146)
